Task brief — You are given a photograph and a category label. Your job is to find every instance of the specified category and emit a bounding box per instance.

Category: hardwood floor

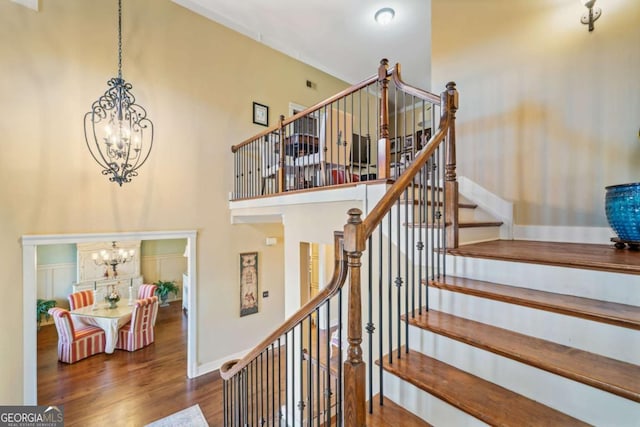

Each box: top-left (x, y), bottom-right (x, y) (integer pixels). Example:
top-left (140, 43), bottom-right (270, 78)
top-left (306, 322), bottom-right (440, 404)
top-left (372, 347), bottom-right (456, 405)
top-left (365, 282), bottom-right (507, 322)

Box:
top-left (37, 302), bottom-right (224, 427)
top-left (38, 302), bottom-right (428, 426)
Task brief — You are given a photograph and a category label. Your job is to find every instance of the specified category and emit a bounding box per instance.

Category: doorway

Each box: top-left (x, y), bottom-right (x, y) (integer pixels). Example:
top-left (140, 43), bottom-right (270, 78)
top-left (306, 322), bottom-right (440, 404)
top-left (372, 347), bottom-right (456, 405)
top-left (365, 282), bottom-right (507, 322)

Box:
top-left (22, 229), bottom-right (197, 404)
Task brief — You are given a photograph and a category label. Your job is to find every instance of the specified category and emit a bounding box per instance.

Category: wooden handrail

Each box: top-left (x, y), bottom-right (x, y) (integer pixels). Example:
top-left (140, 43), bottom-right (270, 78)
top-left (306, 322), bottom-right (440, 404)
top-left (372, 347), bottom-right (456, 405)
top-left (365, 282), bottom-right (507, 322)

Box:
top-left (391, 63), bottom-right (442, 105)
top-left (362, 81), bottom-right (456, 239)
top-left (220, 230), bottom-right (349, 380)
top-left (230, 71), bottom-right (385, 154)
top-left (338, 79), bottom-right (457, 427)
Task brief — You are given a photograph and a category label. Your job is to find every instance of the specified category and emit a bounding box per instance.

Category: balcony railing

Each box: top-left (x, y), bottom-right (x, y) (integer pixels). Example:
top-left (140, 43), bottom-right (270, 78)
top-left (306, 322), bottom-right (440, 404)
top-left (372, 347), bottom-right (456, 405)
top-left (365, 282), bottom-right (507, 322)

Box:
top-left (231, 60), bottom-right (444, 201)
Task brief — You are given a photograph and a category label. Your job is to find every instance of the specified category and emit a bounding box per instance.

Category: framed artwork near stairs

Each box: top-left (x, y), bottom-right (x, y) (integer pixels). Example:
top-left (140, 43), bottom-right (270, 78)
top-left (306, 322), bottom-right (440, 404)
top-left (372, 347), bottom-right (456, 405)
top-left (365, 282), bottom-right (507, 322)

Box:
top-left (239, 252), bottom-right (259, 317)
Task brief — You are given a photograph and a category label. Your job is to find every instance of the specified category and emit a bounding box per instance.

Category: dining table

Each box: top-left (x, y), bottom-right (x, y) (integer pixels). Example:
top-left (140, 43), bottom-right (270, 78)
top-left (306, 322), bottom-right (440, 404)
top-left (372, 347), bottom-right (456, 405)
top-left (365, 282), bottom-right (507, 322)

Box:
top-left (70, 302), bottom-right (134, 354)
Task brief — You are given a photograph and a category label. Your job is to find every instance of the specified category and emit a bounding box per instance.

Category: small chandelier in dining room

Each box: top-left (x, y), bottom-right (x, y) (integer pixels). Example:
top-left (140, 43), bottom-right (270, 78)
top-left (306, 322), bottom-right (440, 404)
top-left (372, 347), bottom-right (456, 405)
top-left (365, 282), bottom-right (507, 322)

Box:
top-left (92, 241), bottom-right (135, 277)
top-left (84, 0), bottom-right (153, 186)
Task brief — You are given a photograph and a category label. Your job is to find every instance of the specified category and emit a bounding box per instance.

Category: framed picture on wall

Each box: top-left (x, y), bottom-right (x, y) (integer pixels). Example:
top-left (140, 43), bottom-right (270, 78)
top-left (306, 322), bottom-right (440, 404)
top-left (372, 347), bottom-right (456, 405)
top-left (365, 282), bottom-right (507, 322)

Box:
top-left (240, 252), bottom-right (259, 317)
top-left (253, 102), bottom-right (269, 126)
top-left (404, 134), bottom-right (414, 151)
top-left (416, 128), bottom-right (432, 150)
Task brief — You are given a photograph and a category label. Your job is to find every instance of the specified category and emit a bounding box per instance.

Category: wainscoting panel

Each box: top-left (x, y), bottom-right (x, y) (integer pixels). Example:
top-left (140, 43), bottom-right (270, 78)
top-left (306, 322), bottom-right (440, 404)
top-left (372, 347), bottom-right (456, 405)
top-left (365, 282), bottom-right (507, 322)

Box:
top-left (37, 262), bottom-right (76, 308)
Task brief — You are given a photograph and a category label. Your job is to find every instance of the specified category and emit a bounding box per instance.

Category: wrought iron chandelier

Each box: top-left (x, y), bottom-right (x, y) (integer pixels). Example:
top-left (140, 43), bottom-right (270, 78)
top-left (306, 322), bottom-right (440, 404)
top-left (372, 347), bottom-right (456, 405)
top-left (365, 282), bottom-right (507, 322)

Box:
top-left (92, 241), bottom-right (135, 277)
top-left (84, 0), bottom-right (153, 186)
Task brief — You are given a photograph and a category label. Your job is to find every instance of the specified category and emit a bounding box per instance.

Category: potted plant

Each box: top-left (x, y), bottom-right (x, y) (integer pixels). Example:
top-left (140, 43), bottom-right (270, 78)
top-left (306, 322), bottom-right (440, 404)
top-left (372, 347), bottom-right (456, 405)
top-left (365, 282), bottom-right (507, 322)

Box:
top-left (37, 299), bottom-right (56, 330)
top-left (154, 280), bottom-right (180, 307)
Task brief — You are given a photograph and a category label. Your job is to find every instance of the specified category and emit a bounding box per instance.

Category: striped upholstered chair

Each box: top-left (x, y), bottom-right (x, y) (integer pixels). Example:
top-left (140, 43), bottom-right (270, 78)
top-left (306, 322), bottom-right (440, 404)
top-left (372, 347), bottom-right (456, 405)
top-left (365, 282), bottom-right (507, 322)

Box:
top-left (48, 307), bottom-right (106, 363)
top-left (68, 290), bottom-right (94, 310)
top-left (137, 284), bottom-right (157, 300)
top-left (137, 285), bottom-right (159, 326)
top-left (115, 296), bottom-right (158, 352)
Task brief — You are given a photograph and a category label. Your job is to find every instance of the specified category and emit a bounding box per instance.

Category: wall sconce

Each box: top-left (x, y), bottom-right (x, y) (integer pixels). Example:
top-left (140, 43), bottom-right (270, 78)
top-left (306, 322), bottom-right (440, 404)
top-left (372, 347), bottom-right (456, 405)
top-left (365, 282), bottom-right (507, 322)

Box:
top-left (580, 0), bottom-right (601, 32)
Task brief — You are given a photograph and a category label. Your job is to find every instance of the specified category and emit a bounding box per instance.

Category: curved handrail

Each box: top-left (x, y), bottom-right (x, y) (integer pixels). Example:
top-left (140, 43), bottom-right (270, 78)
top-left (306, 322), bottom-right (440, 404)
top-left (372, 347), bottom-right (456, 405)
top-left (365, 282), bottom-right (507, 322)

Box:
top-left (391, 62), bottom-right (442, 105)
top-left (220, 230), bottom-right (349, 380)
top-left (362, 72), bottom-right (454, 238)
top-left (363, 117), bottom-right (450, 238)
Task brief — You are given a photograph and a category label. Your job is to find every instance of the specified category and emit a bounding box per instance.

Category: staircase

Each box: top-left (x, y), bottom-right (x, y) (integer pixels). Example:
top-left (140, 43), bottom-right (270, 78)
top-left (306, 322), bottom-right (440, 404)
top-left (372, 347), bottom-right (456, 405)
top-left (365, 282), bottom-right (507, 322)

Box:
top-left (224, 60), bottom-right (639, 426)
top-left (377, 239), bottom-right (640, 426)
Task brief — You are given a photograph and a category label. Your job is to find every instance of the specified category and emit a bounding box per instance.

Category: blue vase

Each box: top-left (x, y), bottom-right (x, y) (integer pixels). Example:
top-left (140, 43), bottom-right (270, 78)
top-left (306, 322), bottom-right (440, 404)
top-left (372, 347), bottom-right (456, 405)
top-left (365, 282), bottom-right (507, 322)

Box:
top-left (605, 182), bottom-right (640, 242)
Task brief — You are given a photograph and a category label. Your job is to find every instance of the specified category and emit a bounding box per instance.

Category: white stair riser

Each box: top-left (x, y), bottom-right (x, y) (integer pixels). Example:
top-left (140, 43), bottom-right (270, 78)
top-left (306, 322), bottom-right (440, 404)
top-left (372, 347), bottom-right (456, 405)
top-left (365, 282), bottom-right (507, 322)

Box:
top-left (381, 370), bottom-right (489, 427)
top-left (409, 326), bottom-right (640, 427)
top-left (447, 256), bottom-right (640, 306)
top-left (428, 287), bottom-right (640, 365)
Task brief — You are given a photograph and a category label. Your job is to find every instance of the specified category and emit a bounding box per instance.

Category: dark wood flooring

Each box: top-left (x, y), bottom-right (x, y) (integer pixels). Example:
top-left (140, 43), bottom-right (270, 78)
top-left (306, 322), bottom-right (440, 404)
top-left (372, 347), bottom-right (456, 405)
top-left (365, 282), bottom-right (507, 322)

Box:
top-left (38, 301), bottom-right (423, 426)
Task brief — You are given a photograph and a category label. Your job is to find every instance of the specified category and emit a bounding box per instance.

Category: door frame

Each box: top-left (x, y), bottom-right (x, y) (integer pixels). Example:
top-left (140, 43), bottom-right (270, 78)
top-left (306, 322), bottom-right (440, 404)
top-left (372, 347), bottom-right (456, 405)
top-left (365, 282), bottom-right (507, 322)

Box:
top-left (22, 229), bottom-right (197, 404)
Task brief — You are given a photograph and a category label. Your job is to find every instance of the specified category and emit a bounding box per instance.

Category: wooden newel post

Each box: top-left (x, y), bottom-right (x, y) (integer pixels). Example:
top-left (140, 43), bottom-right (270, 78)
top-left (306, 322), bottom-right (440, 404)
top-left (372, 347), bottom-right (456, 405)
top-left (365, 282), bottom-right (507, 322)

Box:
top-left (377, 59), bottom-right (391, 180)
top-left (343, 208), bottom-right (366, 427)
top-left (278, 114), bottom-right (286, 193)
top-left (443, 82), bottom-right (459, 249)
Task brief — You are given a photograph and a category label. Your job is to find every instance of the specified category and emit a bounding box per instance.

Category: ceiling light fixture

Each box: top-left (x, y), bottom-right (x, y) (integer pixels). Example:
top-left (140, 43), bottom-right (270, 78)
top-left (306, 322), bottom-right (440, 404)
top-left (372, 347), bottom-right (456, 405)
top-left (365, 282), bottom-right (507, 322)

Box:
top-left (92, 241), bottom-right (135, 277)
top-left (375, 7), bottom-right (395, 26)
top-left (84, 0), bottom-right (154, 186)
top-left (579, 0), bottom-right (601, 32)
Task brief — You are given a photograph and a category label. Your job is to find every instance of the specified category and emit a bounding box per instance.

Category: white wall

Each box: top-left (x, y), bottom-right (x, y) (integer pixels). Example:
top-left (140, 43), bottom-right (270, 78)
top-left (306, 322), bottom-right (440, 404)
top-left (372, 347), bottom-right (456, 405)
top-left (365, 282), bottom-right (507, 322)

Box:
top-left (432, 0), bottom-right (640, 227)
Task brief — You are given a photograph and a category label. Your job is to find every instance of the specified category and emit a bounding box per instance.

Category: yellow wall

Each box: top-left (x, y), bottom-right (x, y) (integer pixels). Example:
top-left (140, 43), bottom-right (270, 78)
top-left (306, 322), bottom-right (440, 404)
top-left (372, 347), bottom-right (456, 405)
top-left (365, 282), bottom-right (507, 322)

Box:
top-left (432, 0), bottom-right (640, 226)
top-left (0, 0), bottom-right (349, 403)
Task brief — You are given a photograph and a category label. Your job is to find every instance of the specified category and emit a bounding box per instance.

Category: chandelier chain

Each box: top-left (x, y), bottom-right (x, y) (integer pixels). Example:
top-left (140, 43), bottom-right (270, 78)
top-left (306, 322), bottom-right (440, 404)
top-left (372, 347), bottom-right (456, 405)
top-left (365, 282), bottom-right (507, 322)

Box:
top-left (118, 0), bottom-right (122, 79)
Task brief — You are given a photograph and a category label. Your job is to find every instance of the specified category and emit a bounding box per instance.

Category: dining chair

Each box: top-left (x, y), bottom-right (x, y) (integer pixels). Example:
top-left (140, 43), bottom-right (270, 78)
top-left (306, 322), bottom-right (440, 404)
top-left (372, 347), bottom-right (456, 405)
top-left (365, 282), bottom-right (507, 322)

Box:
top-left (115, 296), bottom-right (159, 352)
top-left (68, 290), bottom-right (94, 310)
top-left (137, 284), bottom-right (157, 299)
top-left (138, 284), bottom-right (159, 326)
top-left (48, 307), bottom-right (106, 363)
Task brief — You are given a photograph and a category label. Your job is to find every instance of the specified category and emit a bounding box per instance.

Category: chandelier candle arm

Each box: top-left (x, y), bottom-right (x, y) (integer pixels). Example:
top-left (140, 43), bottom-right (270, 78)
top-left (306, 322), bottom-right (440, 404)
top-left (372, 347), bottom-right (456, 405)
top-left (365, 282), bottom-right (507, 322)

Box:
top-left (92, 241), bottom-right (135, 277)
top-left (84, 0), bottom-right (153, 186)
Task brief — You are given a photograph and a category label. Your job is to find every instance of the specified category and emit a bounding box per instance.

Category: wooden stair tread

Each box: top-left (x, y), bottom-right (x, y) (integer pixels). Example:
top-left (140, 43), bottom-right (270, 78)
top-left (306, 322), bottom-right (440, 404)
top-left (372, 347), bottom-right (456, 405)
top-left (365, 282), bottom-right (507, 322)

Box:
top-left (428, 275), bottom-right (640, 330)
top-left (377, 348), bottom-right (589, 426)
top-left (448, 239), bottom-right (640, 275)
top-left (405, 309), bottom-right (640, 402)
top-left (366, 395), bottom-right (432, 427)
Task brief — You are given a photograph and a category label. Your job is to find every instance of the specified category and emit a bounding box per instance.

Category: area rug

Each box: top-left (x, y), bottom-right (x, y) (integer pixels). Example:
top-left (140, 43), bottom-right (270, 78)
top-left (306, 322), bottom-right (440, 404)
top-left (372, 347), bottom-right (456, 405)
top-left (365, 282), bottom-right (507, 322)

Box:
top-left (145, 404), bottom-right (209, 427)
